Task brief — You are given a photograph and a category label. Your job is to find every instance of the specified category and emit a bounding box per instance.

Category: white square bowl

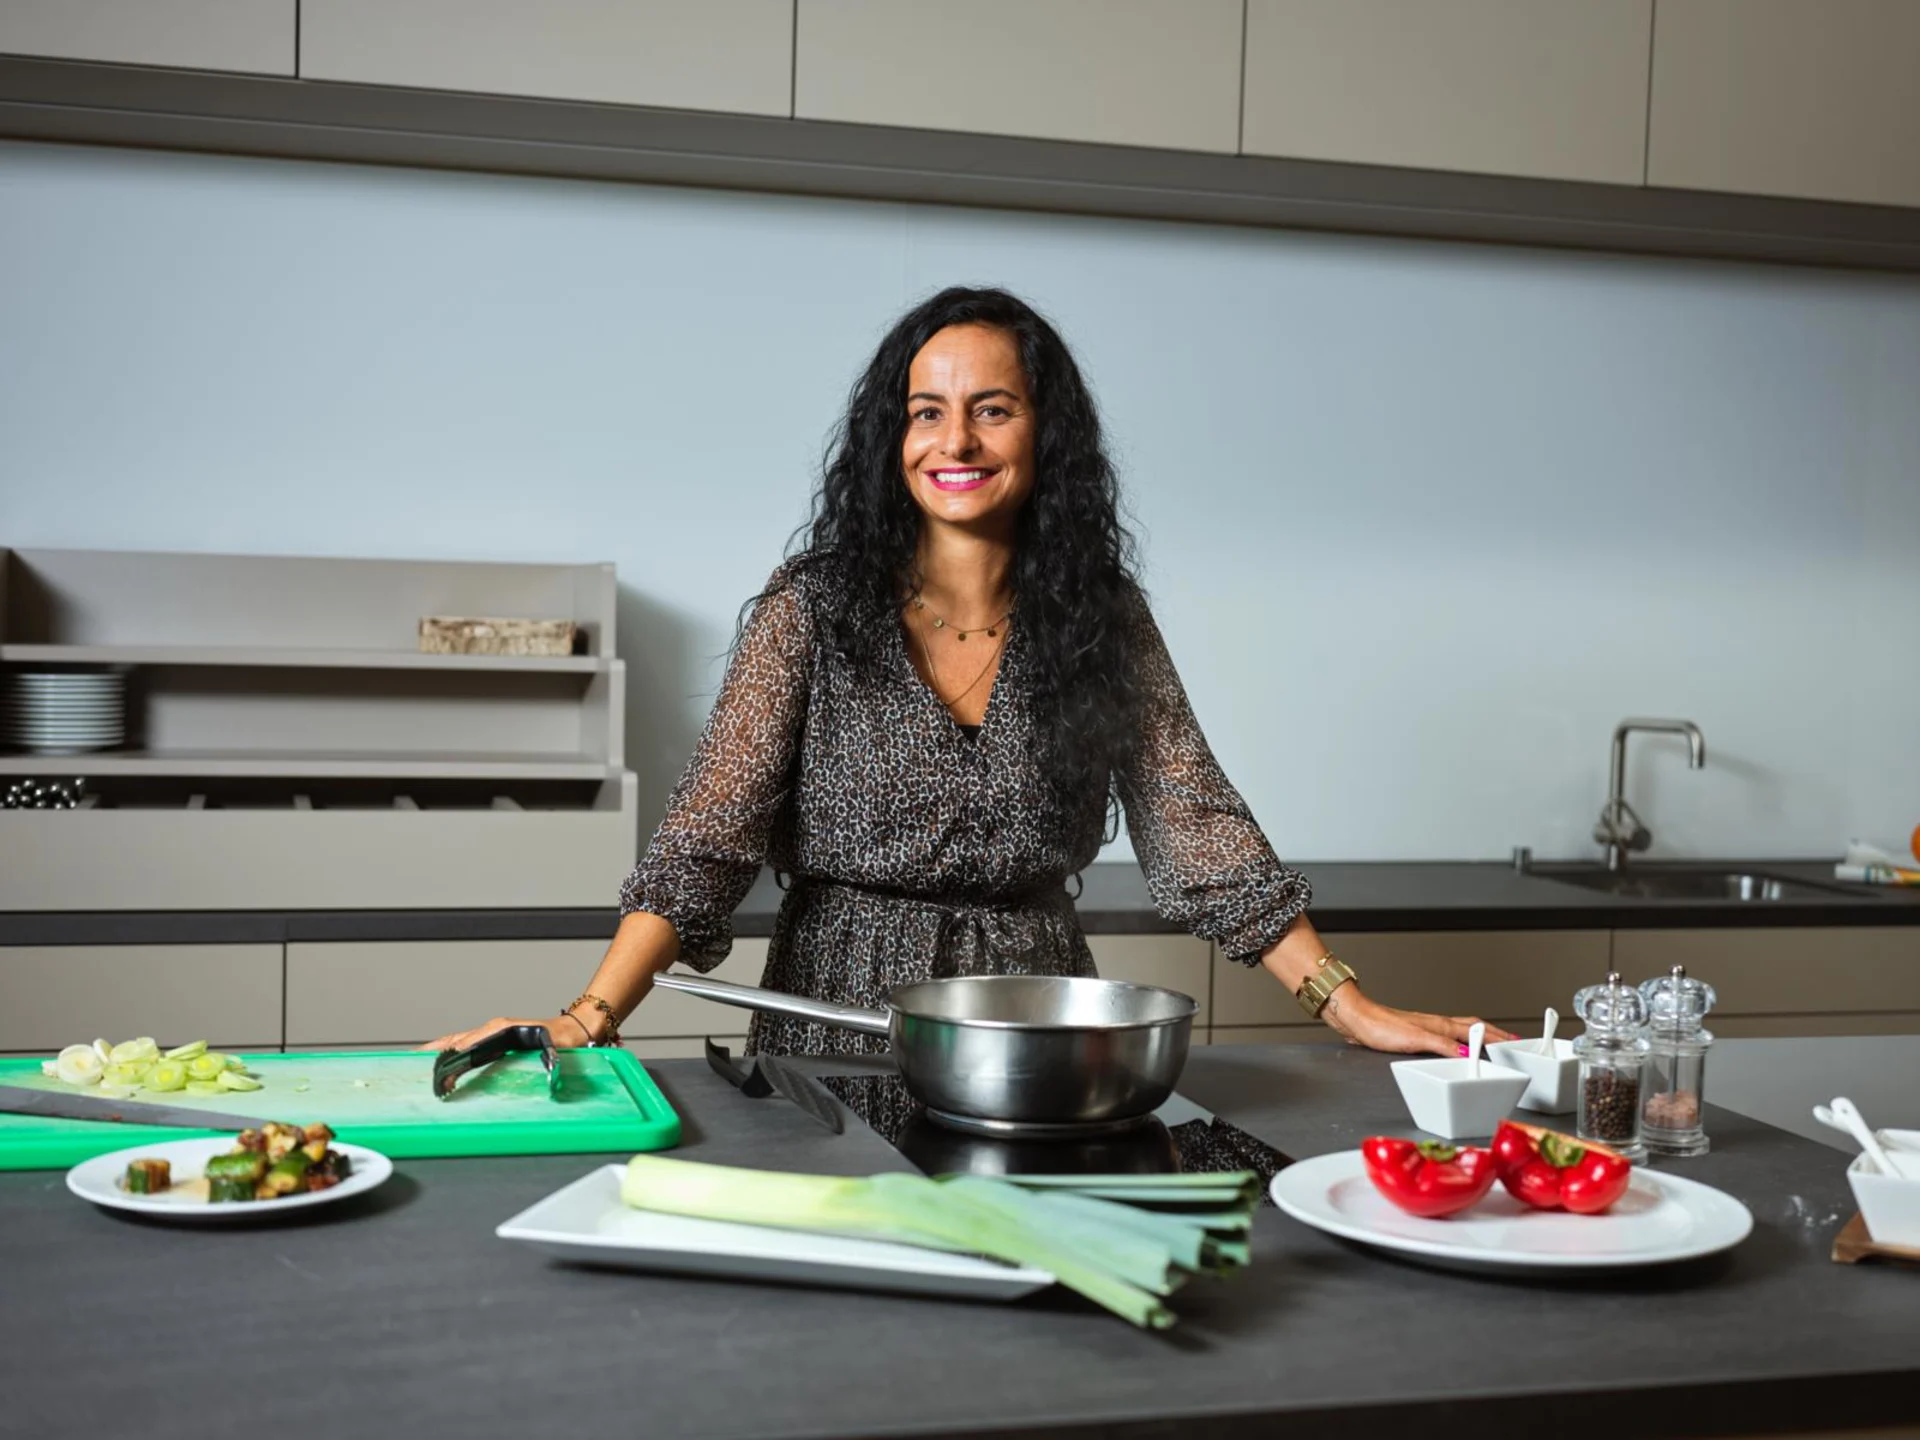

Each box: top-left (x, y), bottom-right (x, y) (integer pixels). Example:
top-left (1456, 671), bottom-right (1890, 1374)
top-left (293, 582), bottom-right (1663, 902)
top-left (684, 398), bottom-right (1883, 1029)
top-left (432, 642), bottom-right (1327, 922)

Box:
top-left (1391, 1058), bottom-right (1530, 1141)
top-left (1486, 1038), bottom-right (1579, 1114)
top-left (1848, 1129), bottom-right (1920, 1249)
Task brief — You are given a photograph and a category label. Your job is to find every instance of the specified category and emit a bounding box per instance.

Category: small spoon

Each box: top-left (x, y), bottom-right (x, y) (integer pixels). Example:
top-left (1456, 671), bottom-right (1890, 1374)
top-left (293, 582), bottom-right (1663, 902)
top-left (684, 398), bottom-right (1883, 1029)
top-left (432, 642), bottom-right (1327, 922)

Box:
top-left (1815, 1098), bottom-right (1898, 1176)
top-left (1465, 1021), bottom-right (1485, 1078)
top-left (1536, 1006), bottom-right (1560, 1056)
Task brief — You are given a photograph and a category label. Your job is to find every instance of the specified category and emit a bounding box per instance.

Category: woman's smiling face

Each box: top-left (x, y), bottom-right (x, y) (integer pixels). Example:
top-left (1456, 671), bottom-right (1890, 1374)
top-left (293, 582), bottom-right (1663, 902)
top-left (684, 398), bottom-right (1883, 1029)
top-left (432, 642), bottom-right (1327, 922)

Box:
top-left (901, 324), bottom-right (1037, 535)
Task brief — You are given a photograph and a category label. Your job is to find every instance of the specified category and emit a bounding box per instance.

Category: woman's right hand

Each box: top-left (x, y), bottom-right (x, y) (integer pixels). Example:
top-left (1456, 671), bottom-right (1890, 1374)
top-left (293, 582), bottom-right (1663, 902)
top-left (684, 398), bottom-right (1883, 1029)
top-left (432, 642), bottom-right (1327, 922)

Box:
top-left (419, 1013), bottom-right (595, 1053)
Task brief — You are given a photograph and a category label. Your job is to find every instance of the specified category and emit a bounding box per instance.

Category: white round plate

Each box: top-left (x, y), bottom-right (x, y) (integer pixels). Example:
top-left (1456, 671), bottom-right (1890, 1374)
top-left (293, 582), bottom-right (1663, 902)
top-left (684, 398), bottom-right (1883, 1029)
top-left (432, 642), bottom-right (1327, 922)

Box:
top-left (67, 1137), bottom-right (392, 1222)
top-left (1270, 1150), bottom-right (1752, 1273)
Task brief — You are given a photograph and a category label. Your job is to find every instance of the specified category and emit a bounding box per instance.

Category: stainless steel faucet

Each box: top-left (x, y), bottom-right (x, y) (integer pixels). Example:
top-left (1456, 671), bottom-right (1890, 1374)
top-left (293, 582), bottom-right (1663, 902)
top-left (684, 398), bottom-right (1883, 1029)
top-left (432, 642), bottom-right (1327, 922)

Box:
top-left (1594, 718), bottom-right (1706, 871)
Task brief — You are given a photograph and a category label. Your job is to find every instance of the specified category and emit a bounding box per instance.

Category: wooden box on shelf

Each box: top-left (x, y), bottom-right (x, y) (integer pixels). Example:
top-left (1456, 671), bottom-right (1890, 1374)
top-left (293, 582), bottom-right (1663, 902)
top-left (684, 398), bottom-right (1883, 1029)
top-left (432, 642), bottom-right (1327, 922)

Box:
top-left (418, 616), bottom-right (578, 657)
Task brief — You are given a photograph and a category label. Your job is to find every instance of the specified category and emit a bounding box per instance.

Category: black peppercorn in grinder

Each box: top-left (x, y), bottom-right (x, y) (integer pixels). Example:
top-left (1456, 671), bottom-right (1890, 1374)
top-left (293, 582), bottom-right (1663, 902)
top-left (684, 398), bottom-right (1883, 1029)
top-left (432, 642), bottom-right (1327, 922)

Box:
top-left (1572, 971), bottom-right (1651, 1163)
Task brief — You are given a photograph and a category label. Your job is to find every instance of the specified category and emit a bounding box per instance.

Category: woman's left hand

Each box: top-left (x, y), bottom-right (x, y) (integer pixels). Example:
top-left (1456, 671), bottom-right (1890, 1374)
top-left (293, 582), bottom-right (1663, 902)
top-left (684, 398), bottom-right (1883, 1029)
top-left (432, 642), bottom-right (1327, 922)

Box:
top-left (1322, 986), bottom-right (1515, 1056)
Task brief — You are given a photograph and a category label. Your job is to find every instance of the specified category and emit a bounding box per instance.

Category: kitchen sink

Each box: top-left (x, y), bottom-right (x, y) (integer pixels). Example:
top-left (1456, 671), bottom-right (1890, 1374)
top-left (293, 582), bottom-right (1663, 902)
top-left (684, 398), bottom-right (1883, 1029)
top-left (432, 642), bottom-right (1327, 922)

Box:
top-left (1532, 866), bottom-right (1868, 902)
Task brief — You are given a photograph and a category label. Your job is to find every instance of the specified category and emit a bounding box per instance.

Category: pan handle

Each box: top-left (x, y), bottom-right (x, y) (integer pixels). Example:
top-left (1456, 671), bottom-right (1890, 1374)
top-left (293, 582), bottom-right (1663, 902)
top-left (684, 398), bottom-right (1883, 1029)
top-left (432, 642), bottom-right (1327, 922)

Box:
top-left (651, 972), bottom-right (892, 1037)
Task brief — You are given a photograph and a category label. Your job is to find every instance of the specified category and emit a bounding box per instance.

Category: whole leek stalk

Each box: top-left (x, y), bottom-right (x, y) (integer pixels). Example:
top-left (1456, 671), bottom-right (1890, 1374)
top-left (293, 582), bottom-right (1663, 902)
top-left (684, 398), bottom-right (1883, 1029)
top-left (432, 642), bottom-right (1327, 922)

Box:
top-left (622, 1155), bottom-right (1180, 1327)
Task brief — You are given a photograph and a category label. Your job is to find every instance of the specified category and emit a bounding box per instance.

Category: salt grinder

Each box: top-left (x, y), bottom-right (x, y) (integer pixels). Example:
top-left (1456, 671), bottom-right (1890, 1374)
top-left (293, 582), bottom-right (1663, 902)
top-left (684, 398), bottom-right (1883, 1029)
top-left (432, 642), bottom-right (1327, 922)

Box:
top-left (1637, 965), bottom-right (1716, 1158)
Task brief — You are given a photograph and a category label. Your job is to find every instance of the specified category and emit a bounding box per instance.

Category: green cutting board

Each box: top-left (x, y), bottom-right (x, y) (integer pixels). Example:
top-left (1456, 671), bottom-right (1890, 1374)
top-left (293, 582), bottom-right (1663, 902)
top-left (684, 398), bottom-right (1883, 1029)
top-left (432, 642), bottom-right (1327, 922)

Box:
top-left (0, 1049), bottom-right (681, 1171)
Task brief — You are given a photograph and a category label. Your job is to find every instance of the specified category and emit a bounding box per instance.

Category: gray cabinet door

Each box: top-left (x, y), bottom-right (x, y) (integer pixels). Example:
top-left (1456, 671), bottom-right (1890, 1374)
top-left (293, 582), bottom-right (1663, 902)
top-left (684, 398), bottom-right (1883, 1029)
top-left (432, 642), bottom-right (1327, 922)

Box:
top-left (796, 0), bottom-right (1243, 153)
top-left (300, 0), bottom-right (793, 117)
top-left (0, 944), bottom-right (283, 1052)
top-left (1649, 0), bottom-right (1920, 208)
top-left (1211, 930), bottom-right (1612, 1034)
top-left (286, 939), bottom-right (772, 1048)
top-left (1610, 927), bottom-right (1920, 1036)
top-left (1243, 0), bottom-right (1652, 184)
top-left (0, 0), bottom-right (294, 75)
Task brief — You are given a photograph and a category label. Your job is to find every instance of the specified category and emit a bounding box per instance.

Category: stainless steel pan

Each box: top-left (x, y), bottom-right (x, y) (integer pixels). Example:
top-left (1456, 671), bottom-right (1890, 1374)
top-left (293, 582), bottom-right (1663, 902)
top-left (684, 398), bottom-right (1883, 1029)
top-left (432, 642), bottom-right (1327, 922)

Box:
top-left (650, 971), bottom-right (1196, 1132)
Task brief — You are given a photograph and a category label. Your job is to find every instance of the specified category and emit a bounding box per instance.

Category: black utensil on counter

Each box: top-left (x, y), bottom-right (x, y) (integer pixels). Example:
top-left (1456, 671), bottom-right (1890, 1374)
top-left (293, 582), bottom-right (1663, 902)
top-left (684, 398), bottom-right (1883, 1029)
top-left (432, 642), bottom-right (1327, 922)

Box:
top-left (704, 1039), bottom-right (844, 1134)
top-left (433, 1024), bottom-right (561, 1100)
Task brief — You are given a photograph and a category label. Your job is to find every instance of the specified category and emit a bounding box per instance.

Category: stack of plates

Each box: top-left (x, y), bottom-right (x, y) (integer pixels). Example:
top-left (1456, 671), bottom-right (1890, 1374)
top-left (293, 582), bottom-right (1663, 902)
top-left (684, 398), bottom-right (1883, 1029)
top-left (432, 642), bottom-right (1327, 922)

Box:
top-left (3, 672), bottom-right (127, 755)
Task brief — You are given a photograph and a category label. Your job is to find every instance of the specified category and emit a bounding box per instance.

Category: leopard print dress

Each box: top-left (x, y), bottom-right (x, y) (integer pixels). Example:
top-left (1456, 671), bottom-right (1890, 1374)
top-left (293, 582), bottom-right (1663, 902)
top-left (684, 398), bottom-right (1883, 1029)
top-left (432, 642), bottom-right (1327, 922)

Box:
top-left (619, 558), bottom-right (1311, 1057)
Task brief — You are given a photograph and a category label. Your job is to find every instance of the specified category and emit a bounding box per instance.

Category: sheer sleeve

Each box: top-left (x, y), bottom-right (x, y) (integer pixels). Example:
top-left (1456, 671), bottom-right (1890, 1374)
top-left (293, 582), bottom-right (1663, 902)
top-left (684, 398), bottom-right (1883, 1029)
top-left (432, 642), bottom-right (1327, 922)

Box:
top-left (1114, 598), bottom-right (1312, 966)
top-left (618, 568), bottom-right (813, 970)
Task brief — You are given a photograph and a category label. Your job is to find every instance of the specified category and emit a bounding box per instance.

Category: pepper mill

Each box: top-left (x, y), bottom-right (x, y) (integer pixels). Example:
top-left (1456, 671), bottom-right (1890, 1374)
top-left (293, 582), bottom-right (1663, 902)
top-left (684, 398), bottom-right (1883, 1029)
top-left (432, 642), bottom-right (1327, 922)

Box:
top-left (1638, 965), bottom-right (1717, 1157)
top-left (1572, 971), bottom-right (1650, 1163)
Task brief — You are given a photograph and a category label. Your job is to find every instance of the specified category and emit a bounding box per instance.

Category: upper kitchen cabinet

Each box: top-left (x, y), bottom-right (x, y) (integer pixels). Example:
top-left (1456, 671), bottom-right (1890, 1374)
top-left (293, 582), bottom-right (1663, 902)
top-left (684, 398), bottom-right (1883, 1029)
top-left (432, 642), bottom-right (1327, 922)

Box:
top-left (1242, 0), bottom-right (1652, 185)
top-left (298, 0), bottom-right (793, 117)
top-left (0, 0), bottom-right (294, 75)
top-left (1648, 0), bottom-right (1920, 208)
top-left (795, 0), bottom-right (1243, 153)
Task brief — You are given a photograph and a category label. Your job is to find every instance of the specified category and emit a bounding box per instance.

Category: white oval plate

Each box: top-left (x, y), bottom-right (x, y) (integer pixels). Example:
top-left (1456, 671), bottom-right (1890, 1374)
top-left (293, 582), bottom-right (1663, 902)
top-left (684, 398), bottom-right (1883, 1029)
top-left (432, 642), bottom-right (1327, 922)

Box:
top-left (498, 1166), bottom-right (1055, 1302)
top-left (67, 1136), bottom-right (392, 1222)
top-left (1271, 1149), bottom-right (1752, 1273)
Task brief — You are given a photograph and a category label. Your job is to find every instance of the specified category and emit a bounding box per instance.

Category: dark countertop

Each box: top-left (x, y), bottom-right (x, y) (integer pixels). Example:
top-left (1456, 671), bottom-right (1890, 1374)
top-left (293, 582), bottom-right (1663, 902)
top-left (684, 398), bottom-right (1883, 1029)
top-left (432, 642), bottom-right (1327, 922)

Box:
top-left (3, 1044), bottom-right (1914, 1440)
top-left (5, 857), bottom-right (1917, 946)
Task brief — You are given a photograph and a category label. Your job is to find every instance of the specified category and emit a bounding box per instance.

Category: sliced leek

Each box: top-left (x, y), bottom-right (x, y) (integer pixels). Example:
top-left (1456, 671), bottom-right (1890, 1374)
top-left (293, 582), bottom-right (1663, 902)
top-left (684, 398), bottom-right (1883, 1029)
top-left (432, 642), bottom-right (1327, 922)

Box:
top-left (55, 1044), bottom-right (104, 1087)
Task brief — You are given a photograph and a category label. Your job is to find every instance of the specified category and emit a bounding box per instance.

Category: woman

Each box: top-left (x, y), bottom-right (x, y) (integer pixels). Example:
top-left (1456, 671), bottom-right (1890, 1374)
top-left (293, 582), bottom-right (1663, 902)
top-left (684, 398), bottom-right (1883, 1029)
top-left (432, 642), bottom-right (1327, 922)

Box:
top-left (429, 288), bottom-right (1506, 1059)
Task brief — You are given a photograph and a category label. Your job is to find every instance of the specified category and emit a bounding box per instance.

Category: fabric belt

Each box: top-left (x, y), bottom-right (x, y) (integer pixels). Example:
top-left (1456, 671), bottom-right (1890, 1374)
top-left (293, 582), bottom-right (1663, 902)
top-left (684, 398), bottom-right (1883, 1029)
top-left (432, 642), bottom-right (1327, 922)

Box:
top-left (782, 874), bottom-right (1078, 979)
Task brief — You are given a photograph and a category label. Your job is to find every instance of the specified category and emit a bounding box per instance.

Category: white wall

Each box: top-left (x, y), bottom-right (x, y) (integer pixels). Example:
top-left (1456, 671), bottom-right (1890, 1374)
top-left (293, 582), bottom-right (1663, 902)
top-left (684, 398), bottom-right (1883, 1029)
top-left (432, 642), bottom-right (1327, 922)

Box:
top-left (3, 139), bottom-right (1917, 864)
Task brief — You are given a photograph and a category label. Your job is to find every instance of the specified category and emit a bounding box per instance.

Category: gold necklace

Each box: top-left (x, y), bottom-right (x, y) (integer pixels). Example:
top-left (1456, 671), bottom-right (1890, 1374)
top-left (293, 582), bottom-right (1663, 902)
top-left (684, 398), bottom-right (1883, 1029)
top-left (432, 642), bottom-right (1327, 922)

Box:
top-left (908, 591), bottom-right (1011, 642)
top-left (912, 611), bottom-right (1006, 708)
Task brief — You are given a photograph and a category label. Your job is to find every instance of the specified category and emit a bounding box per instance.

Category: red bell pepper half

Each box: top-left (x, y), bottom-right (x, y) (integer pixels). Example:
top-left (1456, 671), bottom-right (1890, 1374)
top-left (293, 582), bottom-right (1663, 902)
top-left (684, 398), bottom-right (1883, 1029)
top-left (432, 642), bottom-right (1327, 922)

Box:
top-left (1491, 1120), bottom-right (1633, 1215)
top-left (1361, 1136), bottom-right (1498, 1218)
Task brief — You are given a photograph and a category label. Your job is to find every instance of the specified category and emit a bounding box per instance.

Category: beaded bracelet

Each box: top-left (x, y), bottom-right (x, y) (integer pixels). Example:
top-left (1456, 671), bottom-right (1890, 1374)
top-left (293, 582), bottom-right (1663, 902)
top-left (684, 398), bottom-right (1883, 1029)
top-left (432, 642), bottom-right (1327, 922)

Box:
top-left (565, 991), bottom-right (622, 1047)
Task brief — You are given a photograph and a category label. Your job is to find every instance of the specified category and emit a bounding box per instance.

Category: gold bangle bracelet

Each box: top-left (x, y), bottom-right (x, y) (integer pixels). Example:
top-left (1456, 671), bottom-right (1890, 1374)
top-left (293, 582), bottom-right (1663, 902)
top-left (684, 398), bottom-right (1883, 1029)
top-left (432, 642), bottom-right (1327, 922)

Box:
top-left (1294, 953), bottom-right (1358, 1021)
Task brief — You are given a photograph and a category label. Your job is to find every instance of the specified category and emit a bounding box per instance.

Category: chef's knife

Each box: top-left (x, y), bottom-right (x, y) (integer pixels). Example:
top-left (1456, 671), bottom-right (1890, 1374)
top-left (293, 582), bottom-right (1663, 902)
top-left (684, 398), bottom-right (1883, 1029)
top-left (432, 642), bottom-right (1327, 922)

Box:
top-left (0, 1083), bottom-right (261, 1131)
top-left (756, 1055), bottom-right (845, 1136)
top-left (704, 1039), bottom-right (844, 1134)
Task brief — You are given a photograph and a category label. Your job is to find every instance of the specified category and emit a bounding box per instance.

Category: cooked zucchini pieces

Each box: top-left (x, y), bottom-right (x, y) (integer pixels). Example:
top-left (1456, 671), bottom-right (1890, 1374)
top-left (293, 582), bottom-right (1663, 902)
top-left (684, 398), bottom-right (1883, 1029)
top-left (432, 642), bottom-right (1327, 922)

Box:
top-left (207, 1123), bottom-right (348, 1203)
top-left (123, 1158), bottom-right (171, 1194)
top-left (121, 1122), bottom-right (349, 1204)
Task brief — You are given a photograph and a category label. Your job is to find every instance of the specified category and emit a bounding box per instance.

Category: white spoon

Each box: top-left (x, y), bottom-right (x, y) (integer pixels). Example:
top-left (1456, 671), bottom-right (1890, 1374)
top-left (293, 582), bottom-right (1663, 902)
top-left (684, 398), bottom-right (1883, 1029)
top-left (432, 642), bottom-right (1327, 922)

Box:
top-left (1814, 1098), bottom-right (1898, 1176)
top-left (1536, 1006), bottom-right (1560, 1056)
top-left (1465, 1021), bottom-right (1485, 1078)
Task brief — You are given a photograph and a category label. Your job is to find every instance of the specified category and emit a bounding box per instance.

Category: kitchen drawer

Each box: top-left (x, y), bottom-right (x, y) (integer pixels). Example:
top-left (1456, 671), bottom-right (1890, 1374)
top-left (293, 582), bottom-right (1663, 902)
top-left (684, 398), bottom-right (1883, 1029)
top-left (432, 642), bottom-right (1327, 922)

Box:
top-left (1088, 935), bottom-right (1212, 1026)
top-left (1702, 1012), bottom-right (1920, 1040)
top-left (288, 939), bottom-right (605, 1046)
top-left (634, 941), bottom-right (770, 1038)
top-left (0, 943), bottom-right (282, 1051)
top-left (285, 938), bottom-right (773, 1047)
top-left (622, 1035), bottom-right (747, 1062)
top-left (1212, 930), bottom-right (1611, 1029)
top-left (1609, 928), bottom-right (1920, 1015)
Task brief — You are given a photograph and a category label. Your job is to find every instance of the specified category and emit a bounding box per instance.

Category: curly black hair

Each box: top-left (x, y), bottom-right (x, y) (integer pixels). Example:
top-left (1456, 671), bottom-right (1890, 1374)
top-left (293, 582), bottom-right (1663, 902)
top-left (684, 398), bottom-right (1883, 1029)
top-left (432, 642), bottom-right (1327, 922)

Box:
top-left (770, 285), bottom-right (1146, 802)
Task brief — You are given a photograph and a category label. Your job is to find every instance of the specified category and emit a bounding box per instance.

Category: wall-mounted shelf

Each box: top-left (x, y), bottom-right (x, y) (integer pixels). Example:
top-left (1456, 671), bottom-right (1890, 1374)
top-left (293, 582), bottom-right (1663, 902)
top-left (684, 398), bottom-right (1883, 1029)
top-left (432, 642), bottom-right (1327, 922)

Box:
top-left (0, 545), bottom-right (638, 910)
top-left (0, 643), bottom-right (609, 673)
